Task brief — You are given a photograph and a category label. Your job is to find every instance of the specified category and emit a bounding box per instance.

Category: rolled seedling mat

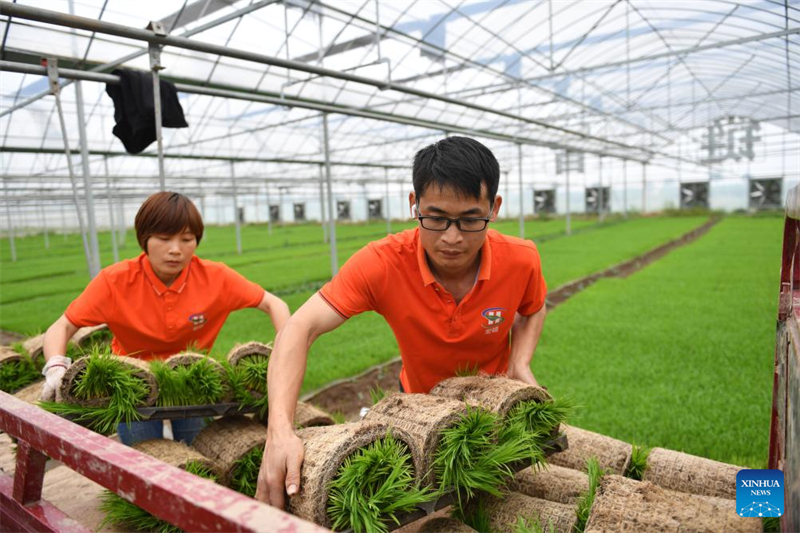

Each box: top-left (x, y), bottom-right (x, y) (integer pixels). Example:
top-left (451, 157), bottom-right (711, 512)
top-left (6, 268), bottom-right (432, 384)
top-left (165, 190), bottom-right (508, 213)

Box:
top-left (548, 425), bottom-right (631, 476)
top-left (295, 401), bottom-right (335, 428)
top-left (165, 351), bottom-right (233, 402)
top-left (132, 438), bottom-right (220, 476)
top-left (71, 324), bottom-right (110, 347)
top-left (510, 464), bottom-right (589, 505)
top-left (21, 333), bottom-right (45, 358)
top-left (288, 421), bottom-right (425, 529)
top-left (13, 380), bottom-right (44, 405)
top-left (0, 345), bottom-right (41, 393)
top-left (227, 340), bottom-right (272, 367)
top-left (642, 447), bottom-right (742, 500)
top-left (584, 474), bottom-right (760, 533)
top-left (59, 355), bottom-right (159, 408)
top-left (0, 345), bottom-right (24, 365)
top-left (191, 415), bottom-right (266, 487)
top-left (430, 375), bottom-right (552, 418)
top-left (413, 516), bottom-right (478, 533)
top-left (363, 393), bottom-right (468, 487)
top-left (467, 492), bottom-right (578, 533)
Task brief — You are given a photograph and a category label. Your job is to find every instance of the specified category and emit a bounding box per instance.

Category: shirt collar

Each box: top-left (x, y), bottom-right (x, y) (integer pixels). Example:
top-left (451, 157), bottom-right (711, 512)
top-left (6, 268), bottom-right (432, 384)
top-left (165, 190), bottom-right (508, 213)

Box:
top-left (415, 228), bottom-right (493, 286)
top-left (141, 253), bottom-right (191, 295)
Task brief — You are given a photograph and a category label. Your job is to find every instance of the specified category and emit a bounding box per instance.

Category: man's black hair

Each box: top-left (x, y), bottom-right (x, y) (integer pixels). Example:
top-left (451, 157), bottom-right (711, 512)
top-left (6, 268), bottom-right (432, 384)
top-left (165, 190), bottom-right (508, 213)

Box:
top-left (412, 136), bottom-right (500, 202)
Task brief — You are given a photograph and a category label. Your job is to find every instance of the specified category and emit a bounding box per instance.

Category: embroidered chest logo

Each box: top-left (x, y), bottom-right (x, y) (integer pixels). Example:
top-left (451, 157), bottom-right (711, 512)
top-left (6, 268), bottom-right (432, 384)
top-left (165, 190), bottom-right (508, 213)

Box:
top-left (188, 313), bottom-right (208, 331)
top-left (481, 307), bottom-right (505, 334)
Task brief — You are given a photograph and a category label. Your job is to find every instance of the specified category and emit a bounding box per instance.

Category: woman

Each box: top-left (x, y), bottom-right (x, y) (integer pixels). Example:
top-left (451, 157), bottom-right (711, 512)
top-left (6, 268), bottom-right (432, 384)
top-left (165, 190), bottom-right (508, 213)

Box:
top-left (40, 191), bottom-right (290, 444)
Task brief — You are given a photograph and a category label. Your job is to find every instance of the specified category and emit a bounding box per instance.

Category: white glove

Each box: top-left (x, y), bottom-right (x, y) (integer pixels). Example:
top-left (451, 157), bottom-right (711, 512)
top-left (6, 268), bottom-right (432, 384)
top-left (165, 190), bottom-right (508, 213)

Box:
top-left (40, 356), bottom-right (71, 403)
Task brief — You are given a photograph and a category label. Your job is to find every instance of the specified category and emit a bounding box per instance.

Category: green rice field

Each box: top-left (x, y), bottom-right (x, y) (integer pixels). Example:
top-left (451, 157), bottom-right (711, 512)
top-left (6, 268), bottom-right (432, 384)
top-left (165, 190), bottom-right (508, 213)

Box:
top-left (535, 217), bottom-right (782, 468)
top-left (0, 213), bottom-right (783, 467)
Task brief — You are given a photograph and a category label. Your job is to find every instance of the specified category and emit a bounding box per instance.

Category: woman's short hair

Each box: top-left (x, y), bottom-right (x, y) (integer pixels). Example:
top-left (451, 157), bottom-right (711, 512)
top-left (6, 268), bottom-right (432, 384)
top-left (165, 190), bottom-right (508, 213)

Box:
top-left (135, 192), bottom-right (204, 252)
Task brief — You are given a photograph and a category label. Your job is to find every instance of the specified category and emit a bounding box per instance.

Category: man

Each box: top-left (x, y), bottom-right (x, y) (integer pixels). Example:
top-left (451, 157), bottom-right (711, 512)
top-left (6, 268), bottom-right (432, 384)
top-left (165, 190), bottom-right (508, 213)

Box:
top-left (256, 136), bottom-right (547, 508)
top-left (41, 191), bottom-right (290, 444)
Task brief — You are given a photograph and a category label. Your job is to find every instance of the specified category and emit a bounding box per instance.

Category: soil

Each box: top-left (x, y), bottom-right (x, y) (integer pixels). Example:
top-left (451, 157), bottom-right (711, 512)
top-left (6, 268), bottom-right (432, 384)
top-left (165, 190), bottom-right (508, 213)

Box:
top-left (0, 329), bottom-right (25, 345)
top-left (302, 218), bottom-right (720, 421)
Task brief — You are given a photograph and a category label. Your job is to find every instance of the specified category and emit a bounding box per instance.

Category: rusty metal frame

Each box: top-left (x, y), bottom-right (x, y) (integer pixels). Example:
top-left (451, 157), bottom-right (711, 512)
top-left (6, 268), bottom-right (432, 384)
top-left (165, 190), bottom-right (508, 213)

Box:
top-left (0, 392), bottom-right (327, 533)
top-left (769, 184), bottom-right (800, 533)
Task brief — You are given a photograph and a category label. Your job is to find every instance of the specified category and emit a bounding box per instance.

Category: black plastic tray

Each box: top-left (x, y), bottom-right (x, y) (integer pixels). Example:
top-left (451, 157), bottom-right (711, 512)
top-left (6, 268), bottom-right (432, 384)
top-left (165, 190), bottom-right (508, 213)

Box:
top-left (135, 403), bottom-right (258, 419)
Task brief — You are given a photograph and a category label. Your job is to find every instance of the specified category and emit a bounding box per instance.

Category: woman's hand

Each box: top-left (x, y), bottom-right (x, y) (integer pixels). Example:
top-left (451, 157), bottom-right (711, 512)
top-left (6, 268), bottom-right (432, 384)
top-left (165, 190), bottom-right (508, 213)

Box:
top-left (40, 356), bottom-right (72, 402)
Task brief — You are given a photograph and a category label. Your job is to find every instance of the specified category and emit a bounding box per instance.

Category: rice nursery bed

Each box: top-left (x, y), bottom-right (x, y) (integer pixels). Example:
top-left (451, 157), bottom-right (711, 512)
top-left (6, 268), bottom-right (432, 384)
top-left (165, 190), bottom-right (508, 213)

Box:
top-left (1, 215), bottom-right (708, 398)
top-left (533, 216), bottom-right (783, 468)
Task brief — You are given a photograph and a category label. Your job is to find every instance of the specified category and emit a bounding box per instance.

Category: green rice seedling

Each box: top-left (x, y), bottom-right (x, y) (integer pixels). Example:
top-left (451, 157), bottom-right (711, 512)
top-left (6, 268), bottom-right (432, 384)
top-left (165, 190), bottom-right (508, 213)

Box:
top-left (0, 345), bottom-right (42, 393)
top-left (505, 396), bottom-right (575, 441)
top-left (327, 433), bottom-right (432, 533)
top-left (40, 348), bottom-right (149, 434)
top-left (433, 407), bottom-right (531, 505)
top-left (762, 516), bottom-right (781, 533)
top-left (99, 460), bottom-right (216, 533)
top-left (229, 446), bottom-right (264, 497)
top-left (454, 362), bottom-right (481, 377)
top-left (497, 419), bottom-right (546, 466)
top-left (574, 457), bottom-right (604, 533)
top-left (369, 385), bottom-right (386, 405)
top-left (150, 359), bottom-right (227, 407)
top-left (514, 515), bottom-right (555, 533)
top-left (330, 410), bottom-right (347, 424)
top-left (237, 355), bottom-right (269, 394)
top-left (625, 445), bottom-right (650, 481)
top-left (229, 354), bottom-right (270, 418)
top-left (453, 498), bottom-right (491, 533)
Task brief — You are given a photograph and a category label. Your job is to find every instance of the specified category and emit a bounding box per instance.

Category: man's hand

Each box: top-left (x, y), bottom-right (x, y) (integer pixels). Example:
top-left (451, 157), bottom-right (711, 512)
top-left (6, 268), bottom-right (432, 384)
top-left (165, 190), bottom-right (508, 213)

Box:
top-left (40, 355), bottom-right (71, 402)
top-left (255, 427), bottom-right (304, 509)
top-left (507, 361), bottom-right (540, 388)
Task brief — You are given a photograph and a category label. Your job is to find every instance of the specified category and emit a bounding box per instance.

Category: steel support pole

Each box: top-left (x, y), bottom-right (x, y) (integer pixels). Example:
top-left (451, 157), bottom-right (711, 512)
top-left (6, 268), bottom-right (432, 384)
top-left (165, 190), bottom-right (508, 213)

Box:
top-left (385, 167), bottom-right (391, 234)
top-left (598, 156), bottom-right (605, 223)
top-left (623, 160), bottom-right (628, 218)
top-left (4, 179), bottom-right (16, 262)
top-left (503, 171), bottom-right (509, 217)
top-left (73, 78), bottom-right (101, 276)
top-left (149, 41), bottom-right (166, 191)
top-left (266, 185), bottom-right (273, 236)
top-left (231, 162), bottom-right (242, 255)
top-left (40, 201), bottom-right (49, 249)
top-left (278, 188), bottom-right (283, 227)
top-left (49, 59), bottom-right (95, 278)
top-left (565, 163), bottom-right (572, 236)
top-left (60, 202), bottom-right (67, 241)
top-left (322, 114), bottom-right (339, 276)
top-left (517, 143), bottom-right (524, 239)
top-left (319, 166), bottom-right (327, 243)
top-left (104, 157), bottom-right (119, 263)
top-left (641, 162), bottom-right (647, 214)
top-left (116, 195), bottom-right (125, 247)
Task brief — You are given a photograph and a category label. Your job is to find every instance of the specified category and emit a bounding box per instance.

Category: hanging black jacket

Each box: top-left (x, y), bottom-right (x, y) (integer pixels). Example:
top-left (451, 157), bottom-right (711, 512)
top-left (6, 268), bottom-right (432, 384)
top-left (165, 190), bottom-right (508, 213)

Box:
top-left (105, 69), bottom-right (188, 154)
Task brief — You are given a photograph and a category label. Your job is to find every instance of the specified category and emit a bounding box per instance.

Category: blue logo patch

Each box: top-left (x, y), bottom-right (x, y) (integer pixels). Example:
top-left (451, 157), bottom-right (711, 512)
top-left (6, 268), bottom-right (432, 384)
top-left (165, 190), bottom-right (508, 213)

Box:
top-left (736, 469), bottom-right (784, 517)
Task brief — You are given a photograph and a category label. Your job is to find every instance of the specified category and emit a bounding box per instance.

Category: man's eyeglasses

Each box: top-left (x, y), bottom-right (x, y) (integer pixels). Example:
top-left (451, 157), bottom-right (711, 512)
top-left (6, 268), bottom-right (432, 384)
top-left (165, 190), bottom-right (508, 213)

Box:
top-left (416, 203), bottom-right (492, 232)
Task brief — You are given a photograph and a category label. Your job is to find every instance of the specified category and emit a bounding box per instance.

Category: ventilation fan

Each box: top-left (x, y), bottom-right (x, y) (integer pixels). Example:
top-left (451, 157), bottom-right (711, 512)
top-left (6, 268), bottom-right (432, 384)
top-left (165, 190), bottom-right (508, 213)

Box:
top-left (749, 178), bottom-right (782, 209)
top-left (293, 203), bottom-right (305, 221)
top-left (269, 205), bottom-right (280, 222)
top-left (533, 189), bottom-right (556, 214)
top-left (680, 182), bottom-right (709, 209)
top-left (585, 187), bottom-right (610, 213)
top-left (337, 201), bottom-right (351, 221)
top-left (368, 199), bottom-right (383, 219)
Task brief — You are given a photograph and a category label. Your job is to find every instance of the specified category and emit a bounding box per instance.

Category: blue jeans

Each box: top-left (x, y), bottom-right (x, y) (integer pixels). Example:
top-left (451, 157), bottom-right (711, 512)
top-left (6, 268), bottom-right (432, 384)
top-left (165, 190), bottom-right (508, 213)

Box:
top-left (117, 418), bottom-right (207, 446)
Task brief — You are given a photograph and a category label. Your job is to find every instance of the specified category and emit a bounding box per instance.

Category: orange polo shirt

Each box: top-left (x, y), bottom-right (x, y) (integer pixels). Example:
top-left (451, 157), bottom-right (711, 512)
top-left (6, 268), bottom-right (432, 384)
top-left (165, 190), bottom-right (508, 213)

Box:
top-left (319, 228), bottom-right (547, 393)
top-left (65, 253), bottom-right (264, 360)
